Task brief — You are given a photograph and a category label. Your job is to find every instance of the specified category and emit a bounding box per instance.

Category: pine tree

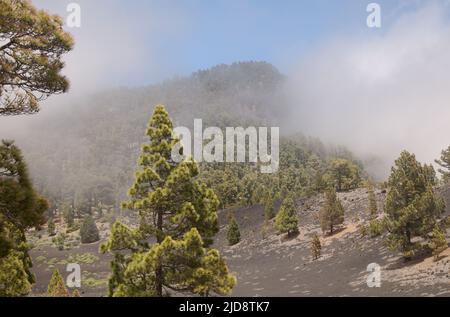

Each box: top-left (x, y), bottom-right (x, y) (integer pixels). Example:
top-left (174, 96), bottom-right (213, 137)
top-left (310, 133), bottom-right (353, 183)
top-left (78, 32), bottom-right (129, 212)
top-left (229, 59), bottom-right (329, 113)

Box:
top-left (311, 233), bottom-right (321, 260)
top-left (319, 188), bottom-right (344, 235)
top-left (226, 214), bottom-right (241, 246)
top-left (0, 251), bottom-right (32, 296)
top-left (47, 218), bottom-right (56, 236)
top-left (62, 203), bottom-right (74, 228)
top-left (79, 215), bottom-right (99, 244)
top-left (368, 219), bottom-right (384, 238)
top-left (327, 159), bottom-right (361, 192)
top-left (367, 181), bottom-right (378, 220)
top-left (430, 224), bottom-right (447, 261)
top-left (435, 146), bottom-right (450, 183)
top-left (264, 197), bottom-right (276, 220)
top-left (47, 268), bottom-right (69, 297)
top-left (100, 105), bottom-right (235, 297)
top-left (72, 289), bottom-right (81, 297)
top-left (0, 140), bottom-right (48, 295)
top-left (275, 197), bottom-right (298, 238)
top-left (385, 151), bottom-right (445, 258)
top-left (0, 0), bottom-right (74, 115)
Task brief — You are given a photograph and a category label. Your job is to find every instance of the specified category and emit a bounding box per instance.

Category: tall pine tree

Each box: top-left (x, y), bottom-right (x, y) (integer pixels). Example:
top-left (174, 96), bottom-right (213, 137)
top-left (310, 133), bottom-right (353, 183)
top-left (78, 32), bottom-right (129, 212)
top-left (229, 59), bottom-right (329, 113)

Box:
top-left (264, 197), bottom-right (276, 220)
top-left (367, 181), bottom-right (378, 220)
top-left (0, 140), bottom-right (48, 296)
top-left (435, 146), bottom-right (450, 183)
top-left (385, 151), bottom-right (445, 258)
top-left (101, 105), bottom-right (235, 297)
top-left (319, 188), bottom-right (344, 235)
top-left (311, 233), bottom-right (321, 260)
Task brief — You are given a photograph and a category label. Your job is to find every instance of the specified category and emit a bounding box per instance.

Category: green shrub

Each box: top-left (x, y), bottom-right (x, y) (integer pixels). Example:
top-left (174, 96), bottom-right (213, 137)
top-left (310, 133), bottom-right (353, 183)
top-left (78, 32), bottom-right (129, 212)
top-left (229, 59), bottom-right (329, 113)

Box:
top-left (359, 224), bottom-right (368, 237)
top-left (66, 222), bottom-right (80, 234)
top-left (368, 219), bottom-right (384, 238)
top-left (47, 269), bottom-right (69, 297)
top-left (226, 214), bottom-right (241, 246)
top-left (275, 197), bottom-right (299, 238)
top-left (52, 233), bottom-right (67, 251)
top-left (430, 225), bottom-right (448, 261)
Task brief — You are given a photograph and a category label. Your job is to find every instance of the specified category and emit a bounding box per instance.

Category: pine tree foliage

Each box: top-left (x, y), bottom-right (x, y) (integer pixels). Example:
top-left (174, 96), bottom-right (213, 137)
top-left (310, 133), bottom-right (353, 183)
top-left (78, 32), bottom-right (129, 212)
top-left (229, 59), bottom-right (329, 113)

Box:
top-left (47, 268), bottom-right (69, 297)
top-left (430, 224), bottom-right (447, 261)
top-left (385, 151), bottom-right (445, 258)
top-left (111, 228), bottom-right (235, 297)
top-left (311, 233), bottom-right (321, 260)
top-left (264, 197), bottom-right (276, 220)
top-left (0, 140), bottom-right (48, 296)
top-left (319, 188), bottom-right (344, 234)
top-left (367, 181), bottom-right (378, 220)
top-left (0, 250), bottom-right (32, 296)
top-left (101, 105), bottom-right (235, 297)
top-left (72, 289), bottom-right (81, 297)
top-left (226, 213), bottom-right (240, 246)
top-left (79, 215), bottom-right (99, 244)
top-left (0, 0), bottom-right (74, 115)
top-left (325, 159), bottom-right (361, 192)
top-left (275, 196), bottom-right (298, 238)
top-left (435, 146), bottom-right (450, 183)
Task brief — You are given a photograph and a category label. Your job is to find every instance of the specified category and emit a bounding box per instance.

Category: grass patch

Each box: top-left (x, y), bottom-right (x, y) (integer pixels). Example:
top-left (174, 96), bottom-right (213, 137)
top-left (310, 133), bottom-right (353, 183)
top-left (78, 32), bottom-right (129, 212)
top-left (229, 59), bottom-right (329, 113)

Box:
top-left (46, 264), bottom-right (55, 272)
top-left (83, 277), bottom-right (108, 288)
top-left (47, 257), bottom-right (58, 265)
top-left (35, 255), bottom-right (47, 263)
top-left (81, 271), bottom-right (108, 289)
top-left (68, 253), bottom-right (99, 264)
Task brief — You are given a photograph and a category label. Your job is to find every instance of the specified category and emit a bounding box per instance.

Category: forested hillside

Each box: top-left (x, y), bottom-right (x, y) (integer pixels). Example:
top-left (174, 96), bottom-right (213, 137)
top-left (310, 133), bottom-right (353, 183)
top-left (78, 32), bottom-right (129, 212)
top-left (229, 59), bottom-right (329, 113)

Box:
top-left (10, 62), bottom-right (364, 218)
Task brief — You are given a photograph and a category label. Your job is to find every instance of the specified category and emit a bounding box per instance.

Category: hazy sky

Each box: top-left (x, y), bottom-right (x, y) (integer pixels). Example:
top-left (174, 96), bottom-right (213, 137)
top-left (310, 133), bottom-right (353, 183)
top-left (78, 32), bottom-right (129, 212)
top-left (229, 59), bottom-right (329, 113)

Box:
top-left (30, 0), bottom-right (442, 91)
top-left (4, 0), bottom-right (450, 178)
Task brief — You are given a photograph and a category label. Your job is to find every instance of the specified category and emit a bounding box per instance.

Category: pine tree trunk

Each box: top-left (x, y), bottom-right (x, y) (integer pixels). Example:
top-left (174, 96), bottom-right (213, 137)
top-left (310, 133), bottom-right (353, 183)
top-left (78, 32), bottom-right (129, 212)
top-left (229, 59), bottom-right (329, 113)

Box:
top-left (156, 266), bottom-right (163, 297)
top-left (155, 210), bottom-right (163, 296)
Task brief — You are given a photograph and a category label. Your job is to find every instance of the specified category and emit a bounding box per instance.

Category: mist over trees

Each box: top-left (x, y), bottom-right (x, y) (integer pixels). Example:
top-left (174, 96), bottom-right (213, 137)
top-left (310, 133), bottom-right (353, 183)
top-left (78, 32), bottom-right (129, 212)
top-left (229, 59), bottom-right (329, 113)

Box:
top-left (4, 62), bottom-right (364, 219)
top-left (0, 0), bottom-right (450, 299)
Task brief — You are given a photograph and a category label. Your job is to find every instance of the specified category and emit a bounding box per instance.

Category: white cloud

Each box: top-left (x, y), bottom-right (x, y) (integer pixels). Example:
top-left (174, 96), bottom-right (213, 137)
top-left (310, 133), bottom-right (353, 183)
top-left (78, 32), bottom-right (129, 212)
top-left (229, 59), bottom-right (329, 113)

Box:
top-left (32, 0), bottom-right (190, 95)
top-left (286, 3), bottom-right (450, 177)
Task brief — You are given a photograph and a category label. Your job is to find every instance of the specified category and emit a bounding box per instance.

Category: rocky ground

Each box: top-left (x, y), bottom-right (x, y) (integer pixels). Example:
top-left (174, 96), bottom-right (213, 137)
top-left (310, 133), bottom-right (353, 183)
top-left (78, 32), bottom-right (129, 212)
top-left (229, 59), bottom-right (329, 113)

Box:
top-left (28, 187), bottom-right (450, 297)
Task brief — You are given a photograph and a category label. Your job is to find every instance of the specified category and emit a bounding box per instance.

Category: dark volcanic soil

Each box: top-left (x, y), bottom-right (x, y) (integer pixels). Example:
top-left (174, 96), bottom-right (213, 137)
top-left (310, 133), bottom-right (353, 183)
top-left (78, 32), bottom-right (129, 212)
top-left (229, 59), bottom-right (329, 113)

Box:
top-left (29, 188), bottom-right (450, 297)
